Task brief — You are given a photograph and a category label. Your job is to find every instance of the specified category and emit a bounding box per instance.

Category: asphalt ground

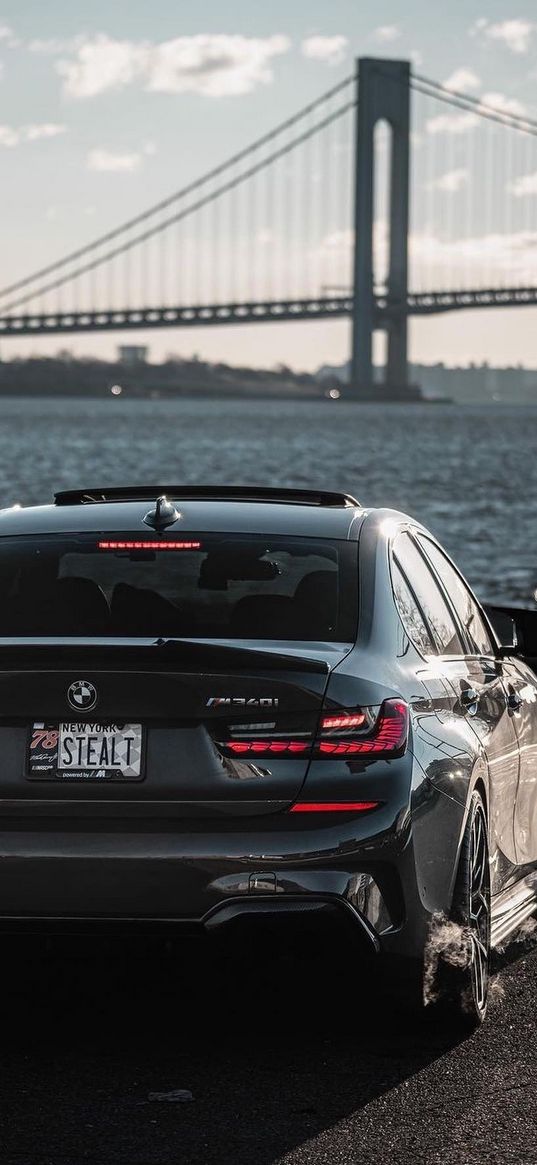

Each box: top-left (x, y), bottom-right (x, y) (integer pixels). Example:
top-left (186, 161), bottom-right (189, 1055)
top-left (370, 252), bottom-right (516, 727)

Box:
top-left (1, 931), bottom-right (537, 1165)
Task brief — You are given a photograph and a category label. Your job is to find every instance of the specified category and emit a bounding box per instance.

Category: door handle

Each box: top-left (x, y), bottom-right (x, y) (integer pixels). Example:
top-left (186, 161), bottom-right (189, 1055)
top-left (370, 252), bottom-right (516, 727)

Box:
top-left (460, 687), bottom-right (480, 714)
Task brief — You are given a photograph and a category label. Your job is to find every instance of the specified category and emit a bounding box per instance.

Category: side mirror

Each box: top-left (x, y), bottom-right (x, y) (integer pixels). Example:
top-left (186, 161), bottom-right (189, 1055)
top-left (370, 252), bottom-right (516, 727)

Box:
top-left (484, 604), bottom-right (519, 656)
top-left (494, 615), bottom-right (519, 658)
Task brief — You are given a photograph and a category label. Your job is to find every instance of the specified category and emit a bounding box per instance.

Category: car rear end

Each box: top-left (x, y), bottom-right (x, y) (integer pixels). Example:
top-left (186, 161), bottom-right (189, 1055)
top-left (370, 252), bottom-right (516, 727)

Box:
top-left (0, 491), bottom-right (420, 966)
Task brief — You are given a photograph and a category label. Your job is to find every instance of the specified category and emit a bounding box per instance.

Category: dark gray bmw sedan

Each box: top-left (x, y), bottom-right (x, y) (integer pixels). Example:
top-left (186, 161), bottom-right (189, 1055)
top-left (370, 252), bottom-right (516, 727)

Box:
top-left (1, 484), bottom-right (536, 1028)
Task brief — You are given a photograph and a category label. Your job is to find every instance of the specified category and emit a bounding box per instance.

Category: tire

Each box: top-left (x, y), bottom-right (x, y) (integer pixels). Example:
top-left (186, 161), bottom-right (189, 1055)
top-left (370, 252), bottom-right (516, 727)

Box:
top-left (446, 790), bottom-right (491, 1028)
top-left (375, 792), bottom-right (491, 1028)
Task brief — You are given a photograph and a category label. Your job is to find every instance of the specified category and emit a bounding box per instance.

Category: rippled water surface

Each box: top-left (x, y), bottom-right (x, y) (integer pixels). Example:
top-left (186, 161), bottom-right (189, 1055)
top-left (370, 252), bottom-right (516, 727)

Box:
top-left (1, 395), bottom-right (535, 605)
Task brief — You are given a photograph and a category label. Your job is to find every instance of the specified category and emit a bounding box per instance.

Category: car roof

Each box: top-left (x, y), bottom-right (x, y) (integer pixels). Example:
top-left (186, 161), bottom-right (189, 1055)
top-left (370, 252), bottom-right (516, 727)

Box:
top-left (0, 486), bottom-right (367, 540)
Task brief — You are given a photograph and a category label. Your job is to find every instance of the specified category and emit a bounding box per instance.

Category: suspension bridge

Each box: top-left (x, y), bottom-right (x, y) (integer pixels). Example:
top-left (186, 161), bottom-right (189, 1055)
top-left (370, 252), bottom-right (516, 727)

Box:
top-left (2, 57), bottom-right (537, 398)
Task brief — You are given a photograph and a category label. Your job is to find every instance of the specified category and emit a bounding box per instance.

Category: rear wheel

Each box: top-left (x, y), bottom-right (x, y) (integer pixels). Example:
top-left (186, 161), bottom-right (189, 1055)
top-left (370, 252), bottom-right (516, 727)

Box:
top-left (447, 791), bottom-right (491, 1028)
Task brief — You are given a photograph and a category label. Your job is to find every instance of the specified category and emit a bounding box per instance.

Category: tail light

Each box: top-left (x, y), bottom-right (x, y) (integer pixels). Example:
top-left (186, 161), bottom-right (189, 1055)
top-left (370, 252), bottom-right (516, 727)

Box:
top-left (219, 700), bottom-right (408, 761)
top-left (225, 740), bottom-right (309, 755)
top-left (317, 699), bottom-right (409, 757)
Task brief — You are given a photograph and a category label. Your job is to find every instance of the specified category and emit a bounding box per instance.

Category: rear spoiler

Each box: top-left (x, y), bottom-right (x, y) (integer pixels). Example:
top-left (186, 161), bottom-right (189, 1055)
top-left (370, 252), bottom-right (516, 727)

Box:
top-left (0, 638), bottom-right (331, 674)
top-left (153, 638), bottom-right (331, 673)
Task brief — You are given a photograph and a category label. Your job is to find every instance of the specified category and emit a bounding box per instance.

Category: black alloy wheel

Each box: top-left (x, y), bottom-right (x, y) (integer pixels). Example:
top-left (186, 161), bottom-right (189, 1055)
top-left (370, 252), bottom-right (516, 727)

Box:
top-left (450, 791), bottom-right (491, 1027)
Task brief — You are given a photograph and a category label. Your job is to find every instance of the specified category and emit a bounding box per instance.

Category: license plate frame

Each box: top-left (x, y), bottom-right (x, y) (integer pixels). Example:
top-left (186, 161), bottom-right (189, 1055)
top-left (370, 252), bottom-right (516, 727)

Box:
top-left (26, 722), bottom-right (145, 782)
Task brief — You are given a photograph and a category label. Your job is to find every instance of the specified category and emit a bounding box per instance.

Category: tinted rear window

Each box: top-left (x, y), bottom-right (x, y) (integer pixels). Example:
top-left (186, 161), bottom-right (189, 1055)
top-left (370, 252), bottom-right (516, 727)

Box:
top-left (0, 533), bottom-right (358, 642)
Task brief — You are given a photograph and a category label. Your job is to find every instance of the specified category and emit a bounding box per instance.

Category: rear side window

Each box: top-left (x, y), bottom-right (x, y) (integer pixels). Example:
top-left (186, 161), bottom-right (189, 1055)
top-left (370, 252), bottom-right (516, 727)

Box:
top-left (393, 533), bottom-right (464, 656)
top-left (391, 558), bottom-right (435, 656)
top-left (0, 533), bottom-right (358, 642)
top-left (416, 535), bottom-right (494, 657)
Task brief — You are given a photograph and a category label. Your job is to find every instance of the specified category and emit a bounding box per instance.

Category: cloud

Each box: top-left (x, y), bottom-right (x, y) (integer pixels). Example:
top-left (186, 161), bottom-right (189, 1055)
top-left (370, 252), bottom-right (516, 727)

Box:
top-left (87, 147), bottom-right (142, 172)
top-left (25, 123), bottom-right (67, 141)
top-left (149, 34), bottom-right (290, 95)
top-left (372, 25), bottom-right (402, 43)
top-left (428, 168), bottom-right (469, 193)
top-left (58, 33), bottom-right (291, 99)
top-left (301, 35), bottom-right (348, 65)
top-left (471, 18), bottom-right (535, 54)
top-left (0, 125), bottom-right (18, 147)
top-left (0, 24), bottom-right (14, 41)
top-left (443, 67), bottom-right (481, 92)
top-left (58, 36), bottom-right (149, 98)
top-left (0, 122), bottom-right (66, 147)
top-left (510, 171), bottom-right (537, 197)
top-left (426, 111), bottom-right (479, 134)
top-left (87, 143), bottom-right (155, 172)
top-left (409, 228), bottom-right (537, 280)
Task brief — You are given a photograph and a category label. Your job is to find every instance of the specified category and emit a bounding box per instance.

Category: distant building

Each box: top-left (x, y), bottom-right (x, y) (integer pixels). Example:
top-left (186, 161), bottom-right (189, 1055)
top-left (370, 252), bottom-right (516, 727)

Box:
top-left (316, 358), bottom-right (537, 403)
top-left (118, 345), bottom-right (148, 365)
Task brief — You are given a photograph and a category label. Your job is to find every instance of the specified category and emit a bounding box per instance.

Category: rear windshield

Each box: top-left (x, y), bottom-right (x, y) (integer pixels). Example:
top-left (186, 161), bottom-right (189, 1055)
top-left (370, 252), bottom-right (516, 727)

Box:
top-left (0, 533), bottom-right (358, 642)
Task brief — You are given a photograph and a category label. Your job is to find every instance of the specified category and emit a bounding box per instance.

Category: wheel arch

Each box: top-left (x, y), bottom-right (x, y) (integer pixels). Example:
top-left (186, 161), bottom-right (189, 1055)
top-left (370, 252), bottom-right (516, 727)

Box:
top-left (472, 775), bottom-right (489, 822)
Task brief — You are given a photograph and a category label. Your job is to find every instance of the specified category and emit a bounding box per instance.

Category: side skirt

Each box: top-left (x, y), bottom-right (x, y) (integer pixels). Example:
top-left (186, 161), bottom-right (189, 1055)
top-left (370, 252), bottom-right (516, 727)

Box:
top-left (491, 872), bottom-right (537, 949)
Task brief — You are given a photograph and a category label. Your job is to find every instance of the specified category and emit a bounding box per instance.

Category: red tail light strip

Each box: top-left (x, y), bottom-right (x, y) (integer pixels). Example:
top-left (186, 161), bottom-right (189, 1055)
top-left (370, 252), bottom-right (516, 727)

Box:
top-left (226, 740), bottom-right (309, 754)
top-left (98, 541), bottom-right (201, 551)
top-left (318, 700), bottom-right (408, 756)
top-left (289, 801), bottom-right (380, 813)
top-left (321, 713), bottom-right (366, 731)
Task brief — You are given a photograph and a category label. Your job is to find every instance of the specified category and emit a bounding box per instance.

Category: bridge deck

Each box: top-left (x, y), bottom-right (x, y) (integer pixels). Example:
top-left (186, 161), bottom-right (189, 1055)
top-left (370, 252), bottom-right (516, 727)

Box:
top-left (0, 288), bottom-right (536, 336)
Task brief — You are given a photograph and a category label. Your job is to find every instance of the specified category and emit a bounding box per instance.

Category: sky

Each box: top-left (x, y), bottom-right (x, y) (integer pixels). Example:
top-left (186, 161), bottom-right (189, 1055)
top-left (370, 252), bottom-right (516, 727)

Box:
top-left (1, 0), bottom-right (537, 371)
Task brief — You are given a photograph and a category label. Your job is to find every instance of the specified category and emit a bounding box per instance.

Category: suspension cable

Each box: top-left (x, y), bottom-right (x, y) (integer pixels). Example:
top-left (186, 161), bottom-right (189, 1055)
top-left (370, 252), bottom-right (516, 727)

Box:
top-left (412, 73), bottom-right (537, 137)
top-left (0, 74), bottom-right (355, 302)
top-left (2, 97), bottom-right (356, 314)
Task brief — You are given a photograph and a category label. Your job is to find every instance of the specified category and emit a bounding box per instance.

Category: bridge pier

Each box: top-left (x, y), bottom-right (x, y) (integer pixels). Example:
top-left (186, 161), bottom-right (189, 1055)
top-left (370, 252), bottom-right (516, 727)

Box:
top-left (349, 58), bottom-right (421, 401)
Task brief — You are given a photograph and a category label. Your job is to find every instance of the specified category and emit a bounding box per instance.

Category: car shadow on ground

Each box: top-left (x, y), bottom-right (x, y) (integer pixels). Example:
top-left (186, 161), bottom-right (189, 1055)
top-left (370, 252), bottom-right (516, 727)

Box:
top-left (0, 935), bottom-right (467, 1165)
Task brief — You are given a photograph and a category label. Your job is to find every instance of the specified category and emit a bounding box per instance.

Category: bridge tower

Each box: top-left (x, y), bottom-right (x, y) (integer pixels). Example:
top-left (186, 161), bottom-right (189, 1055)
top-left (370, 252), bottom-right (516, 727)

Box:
top-left (350, 58), bottom-right (419, 400)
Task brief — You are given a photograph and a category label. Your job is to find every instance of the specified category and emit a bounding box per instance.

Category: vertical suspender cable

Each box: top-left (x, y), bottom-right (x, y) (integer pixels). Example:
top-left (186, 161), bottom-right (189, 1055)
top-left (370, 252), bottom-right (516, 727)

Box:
top-left (502, 123), bottom-right (513, 289)
top-left (482, 119), bottom-right (492, 289)
top-left (345, 99), bottom-right (353, 294)
top-left (265, 129), bottom-right (275, 302)
top-left (307, 104), bottom-right (316, 298)
top-left (294, 121), bottom-right (302, 299)
top-left (423, 94), bottom-right (436, 293)
top-left (276, 129), bottom-right (285, 302)
top-left (192, 182), bottom-right (200, 306)
top-left (211, 179), bottom-right (219, 307)
top-left (319, 97), bottom-right (330, 297)
top-left (327, 96), bottom-right (338, 295)
top-left (526, 128), bottom-right (533, 287)
top-left (246, 144), bottom-right (255, 302)
top-left (463, 117), bottom-right (475, 292)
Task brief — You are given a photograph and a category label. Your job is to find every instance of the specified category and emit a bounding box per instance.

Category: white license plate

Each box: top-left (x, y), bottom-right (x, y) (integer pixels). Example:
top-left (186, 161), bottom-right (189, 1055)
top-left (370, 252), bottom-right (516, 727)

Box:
top-left (27, 722), bottom-right (144, 781)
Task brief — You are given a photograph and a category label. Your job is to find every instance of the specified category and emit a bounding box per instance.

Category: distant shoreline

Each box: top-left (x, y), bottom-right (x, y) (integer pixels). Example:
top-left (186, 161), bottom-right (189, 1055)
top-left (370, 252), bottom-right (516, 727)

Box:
top-left (0, 352), bottom-right (535, 403)
top-left (4, 390), bottom-right (537, 406)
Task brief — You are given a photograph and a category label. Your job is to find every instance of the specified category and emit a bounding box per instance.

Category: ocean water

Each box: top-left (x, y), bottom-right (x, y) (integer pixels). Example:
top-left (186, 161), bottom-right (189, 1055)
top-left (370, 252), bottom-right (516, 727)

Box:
top-left (1, 395), bottom-right (535, 606)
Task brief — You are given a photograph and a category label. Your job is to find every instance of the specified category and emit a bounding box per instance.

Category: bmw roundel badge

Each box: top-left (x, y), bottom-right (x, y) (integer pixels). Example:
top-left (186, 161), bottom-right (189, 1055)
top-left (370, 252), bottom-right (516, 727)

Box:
top-left (67, 680), bottom-right (97, 712)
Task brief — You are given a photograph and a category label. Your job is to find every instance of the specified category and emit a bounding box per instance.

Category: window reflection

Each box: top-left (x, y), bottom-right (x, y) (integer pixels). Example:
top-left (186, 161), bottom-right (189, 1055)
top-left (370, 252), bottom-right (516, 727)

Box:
top-left (392, 559), bottom-right (435, 656)
top-left (418, 537), bottom-right (494, 656)
top-left (393, 533), bottom-right (464, 656)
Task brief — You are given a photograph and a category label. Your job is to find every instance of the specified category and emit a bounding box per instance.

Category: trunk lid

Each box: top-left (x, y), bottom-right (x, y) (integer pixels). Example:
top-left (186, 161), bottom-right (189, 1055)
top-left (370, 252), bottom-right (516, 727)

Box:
top-left (0, 639), bottom-right (349, 816)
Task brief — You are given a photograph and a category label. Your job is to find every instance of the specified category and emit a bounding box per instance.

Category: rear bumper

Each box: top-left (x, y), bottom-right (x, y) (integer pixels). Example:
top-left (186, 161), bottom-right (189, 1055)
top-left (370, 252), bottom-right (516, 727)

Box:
top-left (0, 895), bottom-right (380, 951)
top-left (0, 780), bottom-right (463, 960)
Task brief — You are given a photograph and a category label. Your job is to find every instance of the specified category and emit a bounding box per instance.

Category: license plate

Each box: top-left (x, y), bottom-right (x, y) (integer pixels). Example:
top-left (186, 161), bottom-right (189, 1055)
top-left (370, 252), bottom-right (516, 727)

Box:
top-left (27, 722), bottom-right (144, 781)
